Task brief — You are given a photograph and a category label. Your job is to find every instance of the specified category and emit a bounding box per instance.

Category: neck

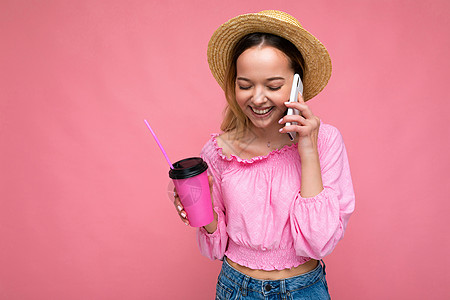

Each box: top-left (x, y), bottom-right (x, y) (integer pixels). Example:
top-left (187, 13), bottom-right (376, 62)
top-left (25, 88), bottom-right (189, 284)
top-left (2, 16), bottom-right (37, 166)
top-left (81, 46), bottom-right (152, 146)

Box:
top-left (245, 122), bottom-right (293, 149)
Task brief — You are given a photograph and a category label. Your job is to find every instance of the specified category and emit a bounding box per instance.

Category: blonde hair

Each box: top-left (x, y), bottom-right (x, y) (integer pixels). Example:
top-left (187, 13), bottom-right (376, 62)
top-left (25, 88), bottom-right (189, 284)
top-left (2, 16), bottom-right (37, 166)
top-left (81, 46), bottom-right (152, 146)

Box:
top-left (219, 33), bottom-right (305, 134)
top-left (220, 62), bottom-right (250, 135)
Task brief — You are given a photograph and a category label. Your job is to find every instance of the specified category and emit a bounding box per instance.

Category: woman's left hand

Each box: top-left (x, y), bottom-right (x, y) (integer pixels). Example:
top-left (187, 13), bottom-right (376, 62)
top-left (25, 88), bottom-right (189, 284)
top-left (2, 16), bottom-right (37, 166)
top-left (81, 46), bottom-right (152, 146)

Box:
top-left (278, 93), bottom-right (320, 156)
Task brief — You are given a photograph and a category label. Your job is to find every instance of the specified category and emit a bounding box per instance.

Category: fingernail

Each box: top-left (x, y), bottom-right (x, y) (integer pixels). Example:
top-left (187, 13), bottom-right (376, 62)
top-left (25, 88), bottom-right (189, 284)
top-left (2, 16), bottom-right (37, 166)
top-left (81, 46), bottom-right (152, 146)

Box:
top-left (278, 118), bottom-right (283, 124)
top-left (173, 191), bottom-right (177, 197)
top-left (185, 222), bottom-right (189, 226)
top-left (181, 212), bottom-right (186, 218)
top-left (279, 128), bottom-right (283, 132)
top-left (177, 205), bottom-right (182, 211)
top-left (284, 101), bottom-right (290, 105)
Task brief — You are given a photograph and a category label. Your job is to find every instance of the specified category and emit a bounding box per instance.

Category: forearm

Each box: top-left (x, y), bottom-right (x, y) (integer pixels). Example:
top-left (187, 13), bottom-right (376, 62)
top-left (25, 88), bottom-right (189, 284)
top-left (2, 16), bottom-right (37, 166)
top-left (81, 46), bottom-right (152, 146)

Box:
top-left (299, 150), bottom-right (323, 198)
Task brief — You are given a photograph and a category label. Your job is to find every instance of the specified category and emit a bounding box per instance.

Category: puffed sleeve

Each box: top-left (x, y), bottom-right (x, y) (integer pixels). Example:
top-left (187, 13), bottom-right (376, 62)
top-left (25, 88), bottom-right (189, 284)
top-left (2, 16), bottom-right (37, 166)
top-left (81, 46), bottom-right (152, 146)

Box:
top-left (290, 124), bottom-right (355, 260)
top-left (196, 137), bottom-right (228, 260)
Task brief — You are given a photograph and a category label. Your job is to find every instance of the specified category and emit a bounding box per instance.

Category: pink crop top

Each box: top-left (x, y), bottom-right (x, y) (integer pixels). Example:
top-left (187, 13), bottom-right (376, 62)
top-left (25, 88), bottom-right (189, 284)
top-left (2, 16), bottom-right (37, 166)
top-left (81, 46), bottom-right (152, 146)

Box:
top-left (196, 123), bottom-right (355, 271)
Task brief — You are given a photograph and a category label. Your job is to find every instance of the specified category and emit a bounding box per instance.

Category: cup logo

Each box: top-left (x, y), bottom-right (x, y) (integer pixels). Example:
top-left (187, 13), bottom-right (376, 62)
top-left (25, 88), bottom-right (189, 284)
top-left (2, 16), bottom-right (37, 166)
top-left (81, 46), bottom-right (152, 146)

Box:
top-left (188, 185), bottom-right (202, 206)
top-left (175, 176), bottom-right (202, 208)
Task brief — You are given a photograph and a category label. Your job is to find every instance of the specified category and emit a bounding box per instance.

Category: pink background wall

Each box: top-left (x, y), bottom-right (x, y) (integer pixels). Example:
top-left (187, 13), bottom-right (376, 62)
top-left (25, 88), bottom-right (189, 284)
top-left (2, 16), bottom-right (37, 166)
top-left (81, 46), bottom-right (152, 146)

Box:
top-left (1, 0), bottom-right (449, 299)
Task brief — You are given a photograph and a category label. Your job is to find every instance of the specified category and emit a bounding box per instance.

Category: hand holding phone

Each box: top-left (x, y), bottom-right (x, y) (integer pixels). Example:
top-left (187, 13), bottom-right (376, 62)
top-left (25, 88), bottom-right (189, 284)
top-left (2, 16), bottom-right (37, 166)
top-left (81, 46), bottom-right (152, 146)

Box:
top-left (285, 74), bottom-right (303, 141)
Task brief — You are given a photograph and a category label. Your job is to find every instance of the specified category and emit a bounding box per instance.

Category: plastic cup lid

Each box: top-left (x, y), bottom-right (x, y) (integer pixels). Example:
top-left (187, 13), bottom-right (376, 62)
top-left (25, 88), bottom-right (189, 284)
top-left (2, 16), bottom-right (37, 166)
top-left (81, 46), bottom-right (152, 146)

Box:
top-left (168, 157), bottom-right (208, 179)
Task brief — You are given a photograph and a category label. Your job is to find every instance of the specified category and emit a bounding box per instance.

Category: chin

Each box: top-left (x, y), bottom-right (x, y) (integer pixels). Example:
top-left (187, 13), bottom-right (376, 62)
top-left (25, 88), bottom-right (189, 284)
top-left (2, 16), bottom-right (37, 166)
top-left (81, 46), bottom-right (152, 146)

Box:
top-left (248, 118), bottom-right (277, 129)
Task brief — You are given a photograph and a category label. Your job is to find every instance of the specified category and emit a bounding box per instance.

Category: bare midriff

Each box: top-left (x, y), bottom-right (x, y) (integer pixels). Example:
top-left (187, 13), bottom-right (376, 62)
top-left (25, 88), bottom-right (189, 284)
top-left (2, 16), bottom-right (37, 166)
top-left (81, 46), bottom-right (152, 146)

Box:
top-left (226, 257), bottom-right (319, 280)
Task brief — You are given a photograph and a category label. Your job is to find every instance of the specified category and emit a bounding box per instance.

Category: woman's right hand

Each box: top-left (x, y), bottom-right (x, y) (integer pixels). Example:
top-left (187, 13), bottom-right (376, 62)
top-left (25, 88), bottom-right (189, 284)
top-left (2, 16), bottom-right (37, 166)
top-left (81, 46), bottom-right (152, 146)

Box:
top-left (173, 188), bottom-right (190, 226)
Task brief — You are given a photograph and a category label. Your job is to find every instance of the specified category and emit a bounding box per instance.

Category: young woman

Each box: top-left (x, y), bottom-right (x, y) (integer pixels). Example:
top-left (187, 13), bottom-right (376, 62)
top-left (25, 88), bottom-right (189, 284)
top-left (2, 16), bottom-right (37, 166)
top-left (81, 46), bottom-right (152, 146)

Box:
top-left (174, 10), bottom-right (355, 299)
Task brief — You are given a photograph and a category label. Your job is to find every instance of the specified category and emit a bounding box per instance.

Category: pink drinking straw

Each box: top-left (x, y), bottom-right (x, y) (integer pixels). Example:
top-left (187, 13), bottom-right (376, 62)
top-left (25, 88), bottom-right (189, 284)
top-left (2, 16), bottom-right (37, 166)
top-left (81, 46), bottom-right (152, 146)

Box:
top-left (144, 119), bottom-right (174, 169)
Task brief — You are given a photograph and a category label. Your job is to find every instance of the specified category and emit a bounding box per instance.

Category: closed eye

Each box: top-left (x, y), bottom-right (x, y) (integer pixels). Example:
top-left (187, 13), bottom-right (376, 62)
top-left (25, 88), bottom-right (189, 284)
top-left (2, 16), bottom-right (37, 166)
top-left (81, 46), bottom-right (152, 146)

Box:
top-left (238, 86), bottom-right (251, 90)
top-left (268, 86), bottom-right (282, 91)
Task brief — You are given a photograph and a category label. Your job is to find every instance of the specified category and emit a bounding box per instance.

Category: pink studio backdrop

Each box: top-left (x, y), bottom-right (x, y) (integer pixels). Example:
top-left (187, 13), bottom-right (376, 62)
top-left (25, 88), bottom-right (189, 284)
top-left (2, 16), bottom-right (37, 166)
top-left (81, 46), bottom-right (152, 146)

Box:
top-left (1, 1), bottom-right (449, 299)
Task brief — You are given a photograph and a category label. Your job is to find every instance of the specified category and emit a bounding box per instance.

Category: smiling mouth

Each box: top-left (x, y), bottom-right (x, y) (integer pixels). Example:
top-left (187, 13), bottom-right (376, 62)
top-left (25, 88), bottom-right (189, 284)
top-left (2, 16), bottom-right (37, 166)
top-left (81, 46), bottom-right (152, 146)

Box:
top-left (250, 106), bottom-right (274, 115)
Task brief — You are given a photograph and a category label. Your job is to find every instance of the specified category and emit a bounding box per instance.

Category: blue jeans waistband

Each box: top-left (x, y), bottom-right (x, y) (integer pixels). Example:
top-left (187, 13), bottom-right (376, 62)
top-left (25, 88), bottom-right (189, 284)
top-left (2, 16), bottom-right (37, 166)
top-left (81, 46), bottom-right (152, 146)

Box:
top-left (221, 257), bottom-right (326, 296)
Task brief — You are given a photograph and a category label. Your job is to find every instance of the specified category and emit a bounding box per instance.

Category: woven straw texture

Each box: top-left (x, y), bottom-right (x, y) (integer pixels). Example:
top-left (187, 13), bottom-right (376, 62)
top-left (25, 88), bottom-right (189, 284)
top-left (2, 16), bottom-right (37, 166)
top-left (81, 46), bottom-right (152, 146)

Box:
top-left (207, 10), bottom-right (332, 101)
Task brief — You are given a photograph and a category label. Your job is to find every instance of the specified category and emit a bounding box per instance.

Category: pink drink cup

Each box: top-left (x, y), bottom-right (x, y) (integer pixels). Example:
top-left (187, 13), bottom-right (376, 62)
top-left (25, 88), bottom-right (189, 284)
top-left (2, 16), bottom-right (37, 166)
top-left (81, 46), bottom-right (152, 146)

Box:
top-left (169, 157), bottom-right (214, 227)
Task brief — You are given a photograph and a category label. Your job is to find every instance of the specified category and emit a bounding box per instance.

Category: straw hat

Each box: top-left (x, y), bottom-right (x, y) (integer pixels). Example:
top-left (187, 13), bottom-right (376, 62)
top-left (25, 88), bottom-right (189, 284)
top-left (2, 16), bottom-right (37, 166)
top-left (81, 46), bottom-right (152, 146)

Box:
top-left (207, 10), bottom-right (332, 101)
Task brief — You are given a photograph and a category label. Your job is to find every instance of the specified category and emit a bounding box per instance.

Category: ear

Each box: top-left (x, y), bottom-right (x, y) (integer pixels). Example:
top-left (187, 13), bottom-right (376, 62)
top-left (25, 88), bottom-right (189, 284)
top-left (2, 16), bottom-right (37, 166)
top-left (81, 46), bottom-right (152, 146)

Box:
top-left (298, 92), bottom-right (305, 103)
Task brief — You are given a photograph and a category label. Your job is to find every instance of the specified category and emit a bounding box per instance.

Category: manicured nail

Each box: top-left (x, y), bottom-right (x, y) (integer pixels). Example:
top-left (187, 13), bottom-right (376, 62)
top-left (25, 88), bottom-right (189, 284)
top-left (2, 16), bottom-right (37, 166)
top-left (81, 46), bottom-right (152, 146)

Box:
top-left (279, 128), bottom-right (283, 132)
top-left (278, 118), bottom-right (283, 124)
top-left (185, 222), bottom-right (189, 226)
top-left (177, 205), bottom-right (182, 211)
top-left (181, 212), bottom-right (186, 218)
top-left (173, 191), bottom-right (177, 197)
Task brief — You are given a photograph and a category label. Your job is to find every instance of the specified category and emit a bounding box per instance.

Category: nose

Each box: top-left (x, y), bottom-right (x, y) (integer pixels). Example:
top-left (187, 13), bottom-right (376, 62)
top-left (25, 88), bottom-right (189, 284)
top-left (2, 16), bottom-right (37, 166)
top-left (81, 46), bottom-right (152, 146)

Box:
top-left (252, 86), bottom-right (267, 105)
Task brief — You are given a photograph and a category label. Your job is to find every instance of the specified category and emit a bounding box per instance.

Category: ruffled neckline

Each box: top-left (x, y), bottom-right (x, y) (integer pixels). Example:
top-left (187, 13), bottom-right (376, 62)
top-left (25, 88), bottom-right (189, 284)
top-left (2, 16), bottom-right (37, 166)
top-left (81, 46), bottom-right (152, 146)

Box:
top-left (210, 133), bottom-right (298, 164)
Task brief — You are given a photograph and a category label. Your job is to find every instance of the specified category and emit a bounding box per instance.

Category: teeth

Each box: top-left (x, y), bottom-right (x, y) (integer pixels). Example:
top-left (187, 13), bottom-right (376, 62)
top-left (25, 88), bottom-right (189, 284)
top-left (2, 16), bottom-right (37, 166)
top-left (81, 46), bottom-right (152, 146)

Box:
top-left (252, 107), bottom-right (272, 115)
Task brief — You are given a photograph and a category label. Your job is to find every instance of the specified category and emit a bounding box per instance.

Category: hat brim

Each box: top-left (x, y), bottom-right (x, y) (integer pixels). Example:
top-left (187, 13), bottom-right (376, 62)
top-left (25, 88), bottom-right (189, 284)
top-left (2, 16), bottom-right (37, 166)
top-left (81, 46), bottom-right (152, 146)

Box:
top-left (207, 12), bottom-right (332, 101)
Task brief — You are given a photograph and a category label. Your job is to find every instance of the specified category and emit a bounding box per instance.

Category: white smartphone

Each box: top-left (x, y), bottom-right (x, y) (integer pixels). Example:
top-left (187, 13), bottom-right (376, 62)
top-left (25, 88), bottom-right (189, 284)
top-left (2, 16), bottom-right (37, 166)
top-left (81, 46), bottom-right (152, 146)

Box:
top-left (285, 73), bottom-right (303, 141)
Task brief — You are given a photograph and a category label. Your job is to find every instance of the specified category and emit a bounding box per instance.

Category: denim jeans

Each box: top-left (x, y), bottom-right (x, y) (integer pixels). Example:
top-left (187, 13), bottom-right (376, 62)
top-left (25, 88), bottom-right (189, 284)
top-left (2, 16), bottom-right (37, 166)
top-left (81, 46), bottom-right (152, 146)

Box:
top-left (215, 257), bottom-right (330, 300)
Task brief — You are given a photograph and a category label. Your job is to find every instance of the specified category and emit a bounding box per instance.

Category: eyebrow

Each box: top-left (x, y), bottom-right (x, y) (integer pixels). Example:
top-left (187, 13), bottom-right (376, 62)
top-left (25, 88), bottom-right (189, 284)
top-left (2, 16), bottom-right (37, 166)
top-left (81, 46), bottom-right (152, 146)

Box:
top-left (236, 77), bottom-right (285, 82)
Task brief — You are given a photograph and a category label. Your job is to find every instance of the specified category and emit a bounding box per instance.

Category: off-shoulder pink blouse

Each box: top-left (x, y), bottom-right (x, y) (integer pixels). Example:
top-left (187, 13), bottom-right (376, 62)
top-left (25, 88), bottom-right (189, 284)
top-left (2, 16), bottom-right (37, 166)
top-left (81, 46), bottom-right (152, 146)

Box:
top-left (196, 123), bottom-right (355, 271)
